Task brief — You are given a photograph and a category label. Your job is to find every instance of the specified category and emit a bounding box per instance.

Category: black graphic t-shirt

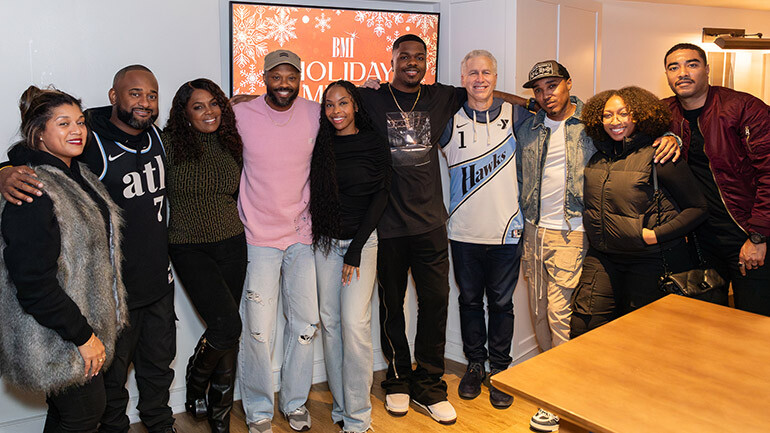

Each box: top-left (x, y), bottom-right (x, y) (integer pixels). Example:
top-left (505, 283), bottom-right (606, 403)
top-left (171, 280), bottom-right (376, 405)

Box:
top-left (359, 83), bottom-right (466, 238)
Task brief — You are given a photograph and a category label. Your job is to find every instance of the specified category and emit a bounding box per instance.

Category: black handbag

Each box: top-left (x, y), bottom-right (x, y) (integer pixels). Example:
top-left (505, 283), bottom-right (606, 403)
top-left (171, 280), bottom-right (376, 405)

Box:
top-left (651, 165), bottom-right (727, 297)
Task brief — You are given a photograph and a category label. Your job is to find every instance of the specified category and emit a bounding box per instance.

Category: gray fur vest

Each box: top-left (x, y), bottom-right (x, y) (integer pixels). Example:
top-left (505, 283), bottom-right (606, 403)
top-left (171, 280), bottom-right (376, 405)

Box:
top-left (0, 162), bottom-right (128, 393)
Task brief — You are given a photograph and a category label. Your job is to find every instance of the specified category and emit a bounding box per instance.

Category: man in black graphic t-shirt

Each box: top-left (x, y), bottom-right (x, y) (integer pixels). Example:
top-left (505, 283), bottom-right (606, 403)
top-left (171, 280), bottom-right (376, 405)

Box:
top-left (1, 65), bottom-right (176, 433)
top-left (663, 43), bottom-right (770, 316)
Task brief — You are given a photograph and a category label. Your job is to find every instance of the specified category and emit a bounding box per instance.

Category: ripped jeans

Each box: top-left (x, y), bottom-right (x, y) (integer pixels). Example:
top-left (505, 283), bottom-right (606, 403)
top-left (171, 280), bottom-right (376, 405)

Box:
top-left (238, 242), bottom-right (319, 423)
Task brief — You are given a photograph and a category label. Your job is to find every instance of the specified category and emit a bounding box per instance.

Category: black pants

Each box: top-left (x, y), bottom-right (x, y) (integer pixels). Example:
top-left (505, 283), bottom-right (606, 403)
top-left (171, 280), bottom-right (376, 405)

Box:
top-left (570, 243), bottom-right (691, 338)
top-left (696, 225), bottom-right (770, 316)
top-left (169, 233), bottom-right (247, 350)
top-left (99, 291), bottom-right (176, 433)
top-left (44, 374), bottom-right (105, 433)
top-left (377, 225), bottom-right (450, 405)
top-left (450, 241), bottom-right (521, 371)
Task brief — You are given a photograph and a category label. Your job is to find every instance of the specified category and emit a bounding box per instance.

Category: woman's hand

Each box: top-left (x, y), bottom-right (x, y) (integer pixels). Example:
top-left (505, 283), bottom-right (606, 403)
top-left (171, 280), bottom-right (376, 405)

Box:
top-left (342, 264), bottom-right (360, 286)
top-left (642, 228), bottom-right (658, 245)
top-left (78, 333), bottom-right (106, 378)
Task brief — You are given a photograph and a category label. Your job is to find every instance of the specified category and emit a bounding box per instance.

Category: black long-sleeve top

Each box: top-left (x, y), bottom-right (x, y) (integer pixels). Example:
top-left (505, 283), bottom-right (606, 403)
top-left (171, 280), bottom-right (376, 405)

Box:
top-left (2, 146), bottom-right (110, 346)
top-left (334, 129), bottom-right (392, 266)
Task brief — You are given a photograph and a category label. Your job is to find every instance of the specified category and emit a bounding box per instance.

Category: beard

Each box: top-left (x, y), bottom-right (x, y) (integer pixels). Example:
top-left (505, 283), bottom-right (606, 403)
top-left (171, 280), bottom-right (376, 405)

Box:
top-left (266, 85), bottom-right (299, 108)
top-left (116, 105), bottom-right (159, 131)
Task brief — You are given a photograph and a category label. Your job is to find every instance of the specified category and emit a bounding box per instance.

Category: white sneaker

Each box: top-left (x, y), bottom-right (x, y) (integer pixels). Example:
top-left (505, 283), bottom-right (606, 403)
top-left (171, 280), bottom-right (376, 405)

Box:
top-left (413, 399), bottom-right (457, 425)
top-left (385, 393), bottom-right (410, 416)
top-left (530, 408), bottom-right (559, 432)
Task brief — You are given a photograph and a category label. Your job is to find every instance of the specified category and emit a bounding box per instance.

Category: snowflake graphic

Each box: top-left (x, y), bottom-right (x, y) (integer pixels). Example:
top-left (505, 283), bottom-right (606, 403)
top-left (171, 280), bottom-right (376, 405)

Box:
top-left (406, 14), bottom-right (437, 35)
top-left (335, 9), bottom-right (342, 15)
top-left (265, 7), bottom-right (298, 46)
top-left (354, 11), bottom-right (404, 37)
top-left (315, 12), bottom-right (331, 32)
top-left (232, 5), bottom-right (270, 69)
top-left (238, 64), bottom-right (263, 94)
top-left (422, 32), bottom-right (438, 76)
top-left (386, 31), bottom-right (402, 52)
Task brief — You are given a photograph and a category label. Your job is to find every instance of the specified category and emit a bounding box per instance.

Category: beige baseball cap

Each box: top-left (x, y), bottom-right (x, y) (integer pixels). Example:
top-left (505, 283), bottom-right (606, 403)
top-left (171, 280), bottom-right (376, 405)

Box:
top-left (264, 49), bottom-right (301, 72)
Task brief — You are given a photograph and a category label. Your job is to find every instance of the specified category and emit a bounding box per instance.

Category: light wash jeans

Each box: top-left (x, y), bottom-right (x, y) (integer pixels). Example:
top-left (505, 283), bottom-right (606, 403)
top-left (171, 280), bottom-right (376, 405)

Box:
top-left (238, 242), bottom-right (319, 423)
top-left (315, 232), bottom-right (377, 433)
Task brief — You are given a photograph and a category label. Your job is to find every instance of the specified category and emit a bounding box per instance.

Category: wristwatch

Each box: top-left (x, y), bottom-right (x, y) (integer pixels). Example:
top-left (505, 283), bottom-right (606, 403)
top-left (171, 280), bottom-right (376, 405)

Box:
top-left (749, 232), bottom-right (767, 244)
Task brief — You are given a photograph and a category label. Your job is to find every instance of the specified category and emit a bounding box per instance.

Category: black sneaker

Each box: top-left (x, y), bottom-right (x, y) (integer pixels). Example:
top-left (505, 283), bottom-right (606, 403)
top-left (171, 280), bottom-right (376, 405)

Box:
top-left (488, 368), bottom-right (514, 409)
top-left (458, 361), bottom-right (485, 399)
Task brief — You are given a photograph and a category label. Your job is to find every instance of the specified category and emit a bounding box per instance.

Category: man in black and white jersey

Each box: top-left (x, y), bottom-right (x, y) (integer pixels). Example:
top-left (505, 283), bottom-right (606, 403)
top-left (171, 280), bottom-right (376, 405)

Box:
top-left (1, 65), bottom-right (176, 433)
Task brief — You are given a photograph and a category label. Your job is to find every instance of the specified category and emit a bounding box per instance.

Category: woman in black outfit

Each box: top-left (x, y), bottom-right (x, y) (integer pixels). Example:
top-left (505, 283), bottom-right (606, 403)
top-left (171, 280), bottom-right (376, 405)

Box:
top-left (0, 86), bottom-right (127, 432)
top-left (310, 80), bottom-right (390, 433)
top-left (570, 86), bottom-right (707, 337)
top-left (163, 79), bottom-right (245, 433)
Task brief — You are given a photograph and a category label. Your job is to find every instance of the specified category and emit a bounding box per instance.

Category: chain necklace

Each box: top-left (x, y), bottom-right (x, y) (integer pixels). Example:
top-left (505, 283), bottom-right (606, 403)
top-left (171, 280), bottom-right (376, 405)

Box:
top-left (388, 83), bottom-right (421, 113)
top-left (265, 98), bottom-right (295, 127)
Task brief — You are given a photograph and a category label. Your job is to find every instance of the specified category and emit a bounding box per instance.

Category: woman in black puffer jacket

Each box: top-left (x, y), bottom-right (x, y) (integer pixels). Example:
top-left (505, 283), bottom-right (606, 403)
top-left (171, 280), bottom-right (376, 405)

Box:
top-left (570, 86), bottom-right (707, 337)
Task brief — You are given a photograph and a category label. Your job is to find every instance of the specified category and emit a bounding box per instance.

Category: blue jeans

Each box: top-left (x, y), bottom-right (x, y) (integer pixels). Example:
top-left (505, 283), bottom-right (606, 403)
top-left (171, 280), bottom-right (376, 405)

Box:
top-left (315, 232), bottom-right (377, 433)
top-left (450, 240), bottom-right (521, 371)
top-left (238, 242), bottom-right (319, 423)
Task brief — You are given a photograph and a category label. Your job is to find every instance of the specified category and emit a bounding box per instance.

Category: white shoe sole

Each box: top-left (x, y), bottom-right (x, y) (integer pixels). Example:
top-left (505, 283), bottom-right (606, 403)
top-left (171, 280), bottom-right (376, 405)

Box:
top-left (530, 421), bottom-right (559, 432)
top-left (412, 401), bottom-right (457, 425)
top-left (385, 400), bottom-right (408, 417)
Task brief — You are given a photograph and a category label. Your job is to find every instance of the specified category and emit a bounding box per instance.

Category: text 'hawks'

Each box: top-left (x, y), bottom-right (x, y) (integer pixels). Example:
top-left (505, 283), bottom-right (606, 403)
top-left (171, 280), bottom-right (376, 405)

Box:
top-left (460, 149), bottom-right (506, 195)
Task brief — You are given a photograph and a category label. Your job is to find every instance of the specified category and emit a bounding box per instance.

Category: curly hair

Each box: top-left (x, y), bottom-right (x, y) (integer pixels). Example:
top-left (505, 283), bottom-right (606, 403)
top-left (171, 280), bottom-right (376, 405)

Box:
top-left (164, 78), bottom-right (242, 162)
top-left (18, 85), bottom-right (83, 150)
top-left (310, 80), bottom-right (375, 255)
top-left (582, 86), bottom-right (671, 142)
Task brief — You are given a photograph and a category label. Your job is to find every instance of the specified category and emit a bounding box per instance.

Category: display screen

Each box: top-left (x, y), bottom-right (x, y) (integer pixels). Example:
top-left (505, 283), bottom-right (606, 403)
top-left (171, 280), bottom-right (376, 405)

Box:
top-left (229, 2), bottom-right (439, 100)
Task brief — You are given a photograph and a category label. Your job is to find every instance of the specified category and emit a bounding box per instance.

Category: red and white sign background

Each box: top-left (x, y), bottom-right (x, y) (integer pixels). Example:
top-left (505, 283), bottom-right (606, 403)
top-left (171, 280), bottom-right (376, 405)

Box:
top-left (230, 3), bottom-right (439, 101)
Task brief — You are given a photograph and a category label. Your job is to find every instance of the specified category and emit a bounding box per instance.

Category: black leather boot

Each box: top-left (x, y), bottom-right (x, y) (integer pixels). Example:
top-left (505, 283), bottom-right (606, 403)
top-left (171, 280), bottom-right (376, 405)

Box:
top-left (185, 336), bottom-right (223, 420)
top-left (207, 344), bottom-right (238, 433)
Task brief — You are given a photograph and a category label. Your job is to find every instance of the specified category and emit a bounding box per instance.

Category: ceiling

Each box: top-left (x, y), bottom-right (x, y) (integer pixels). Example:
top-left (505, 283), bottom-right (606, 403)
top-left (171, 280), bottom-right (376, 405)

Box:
top-left (611, 0), bottom-right (770, 11)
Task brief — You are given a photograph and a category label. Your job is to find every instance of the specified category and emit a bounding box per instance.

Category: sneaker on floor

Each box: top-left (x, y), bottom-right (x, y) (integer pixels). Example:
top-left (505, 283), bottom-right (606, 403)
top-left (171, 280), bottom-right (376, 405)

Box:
top-left (413, 399), bottom-right (457, 425)
top-left (530, 408), bottom-right (559, 432)
top-left (284, 405), bottom-right (311, 432)
top-left (249, 419), bottom-right (273, 433)
top-left (385, 392), bottom-right (410, 416)
top-left (458, 361), bottom-right (485, 399)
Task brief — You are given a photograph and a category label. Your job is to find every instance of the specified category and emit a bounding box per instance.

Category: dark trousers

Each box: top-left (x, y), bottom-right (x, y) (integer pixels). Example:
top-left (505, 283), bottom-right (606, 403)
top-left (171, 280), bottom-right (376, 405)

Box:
top-left (44, 374), bottom-right (105, 433)
top-left (570, 243), bottom-right (691, 338)
top-left (696, 226), bottom-right (770, 316)
top-left (169, 233), bottom-right (247, 350)
top-left (377, 225), bottom-right (450, 405)
top-left (450, 240), bottom-right (521, 371)
top-left (99, 291), bottom-right (176, 433)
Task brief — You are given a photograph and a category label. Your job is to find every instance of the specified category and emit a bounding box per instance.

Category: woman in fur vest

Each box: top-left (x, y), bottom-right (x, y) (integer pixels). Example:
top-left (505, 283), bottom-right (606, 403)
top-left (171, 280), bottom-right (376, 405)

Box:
top-left (0, 86), bottom-right (128, 432)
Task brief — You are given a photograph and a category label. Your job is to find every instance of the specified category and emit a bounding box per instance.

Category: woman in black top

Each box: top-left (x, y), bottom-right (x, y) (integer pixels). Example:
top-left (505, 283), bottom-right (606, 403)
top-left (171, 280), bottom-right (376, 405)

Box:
top-left (163, 79), bottom-right (245, 433)
top-left (310, 80), bottom-right (390, 433)
top-left (0, 86), bottom-right (127, 432)
top-left (570, 86), bottom-right (707, 337)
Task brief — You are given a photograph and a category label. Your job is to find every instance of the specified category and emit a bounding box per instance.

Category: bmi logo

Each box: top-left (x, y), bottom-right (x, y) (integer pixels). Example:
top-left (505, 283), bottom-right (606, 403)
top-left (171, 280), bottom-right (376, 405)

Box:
top-left (332, 36), bottom-right (355, 58)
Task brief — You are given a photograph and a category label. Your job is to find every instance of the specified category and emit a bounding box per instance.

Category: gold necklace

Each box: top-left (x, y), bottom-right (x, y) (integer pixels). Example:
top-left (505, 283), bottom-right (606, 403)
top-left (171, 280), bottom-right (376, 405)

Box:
top-left (388, 83), bottom-right (421, 113)
top-left (265, 99), bottom-right (295, 127)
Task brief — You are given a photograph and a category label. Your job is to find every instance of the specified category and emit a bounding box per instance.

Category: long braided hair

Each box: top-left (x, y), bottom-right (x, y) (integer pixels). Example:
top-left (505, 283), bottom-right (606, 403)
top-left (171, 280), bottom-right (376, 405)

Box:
top-left (310, 80), bottom-right (375, 255)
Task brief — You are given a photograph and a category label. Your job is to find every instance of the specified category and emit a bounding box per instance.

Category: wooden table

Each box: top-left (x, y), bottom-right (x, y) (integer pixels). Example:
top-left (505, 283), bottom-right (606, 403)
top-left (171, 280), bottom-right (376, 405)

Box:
top-left (492, 295), bottom-right (770, 433)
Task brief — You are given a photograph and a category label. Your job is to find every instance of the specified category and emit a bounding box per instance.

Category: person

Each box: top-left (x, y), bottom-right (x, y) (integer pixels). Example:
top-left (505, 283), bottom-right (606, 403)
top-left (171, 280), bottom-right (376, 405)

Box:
top-left (0, 65), bottom-right (177, 433)
top-left (570, 86), bottom-right (707, 330)
top-left (234, 49), bottom-right (320, 433)
top-left (662, 43), bottom-right (770, 315)
top-left (0, 86), bottom-right (128, 433)
top-left (310, 80), bottom-right (391, 433)
top-left (516, 61), bottom-right (680, 433)
top-left (437, 50), bottom-right (526, 410)
top-left (164, 78), bottom-right (246, 433)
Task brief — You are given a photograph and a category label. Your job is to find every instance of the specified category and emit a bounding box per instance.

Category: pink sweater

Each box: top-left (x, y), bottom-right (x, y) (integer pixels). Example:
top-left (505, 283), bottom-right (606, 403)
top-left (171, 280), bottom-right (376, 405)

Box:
top-left (234, 95), bottom-right (320, 249)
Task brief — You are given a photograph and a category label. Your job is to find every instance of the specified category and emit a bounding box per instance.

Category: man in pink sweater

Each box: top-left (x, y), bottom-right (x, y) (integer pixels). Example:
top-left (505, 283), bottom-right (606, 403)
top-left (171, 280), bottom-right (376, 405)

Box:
top-left (233, 50), bottom-right (320, 433)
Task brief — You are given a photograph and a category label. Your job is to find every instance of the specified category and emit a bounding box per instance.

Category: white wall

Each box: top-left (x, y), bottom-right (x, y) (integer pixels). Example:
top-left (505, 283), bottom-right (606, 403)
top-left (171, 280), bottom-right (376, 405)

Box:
top-left (599, 0), bottom-right (770, 99)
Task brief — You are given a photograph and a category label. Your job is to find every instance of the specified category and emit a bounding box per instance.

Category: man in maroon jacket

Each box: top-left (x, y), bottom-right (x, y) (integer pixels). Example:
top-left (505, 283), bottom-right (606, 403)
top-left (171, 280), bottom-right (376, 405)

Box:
top-left (663, 43), bottom-right (770, 315)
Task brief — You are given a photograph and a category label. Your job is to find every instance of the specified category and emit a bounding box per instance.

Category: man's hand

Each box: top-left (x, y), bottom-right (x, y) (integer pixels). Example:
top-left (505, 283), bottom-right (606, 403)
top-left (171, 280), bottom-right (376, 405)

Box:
top-left (652, 135), bottom-right (681, 164)
top-left (361, 79), bottom-right (382, 90)
top-left (230, 94), bottom-right (259, 105)
top-left (0, 165), bottom-right (43, 205)
top-left (739, 240), bottom-right (766, 276)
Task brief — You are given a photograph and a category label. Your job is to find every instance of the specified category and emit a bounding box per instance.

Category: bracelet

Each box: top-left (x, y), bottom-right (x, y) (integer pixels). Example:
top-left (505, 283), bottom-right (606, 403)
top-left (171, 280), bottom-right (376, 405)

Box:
top-left (0, 165), bottom-right (13, 174)
top-left (526, 97), bottom-right (538, 112)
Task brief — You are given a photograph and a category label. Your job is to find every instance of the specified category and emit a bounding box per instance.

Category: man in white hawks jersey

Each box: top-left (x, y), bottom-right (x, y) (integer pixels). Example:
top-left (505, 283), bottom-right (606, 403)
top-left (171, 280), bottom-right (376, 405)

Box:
top-left (438, 50), bottom-right (526, 410)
